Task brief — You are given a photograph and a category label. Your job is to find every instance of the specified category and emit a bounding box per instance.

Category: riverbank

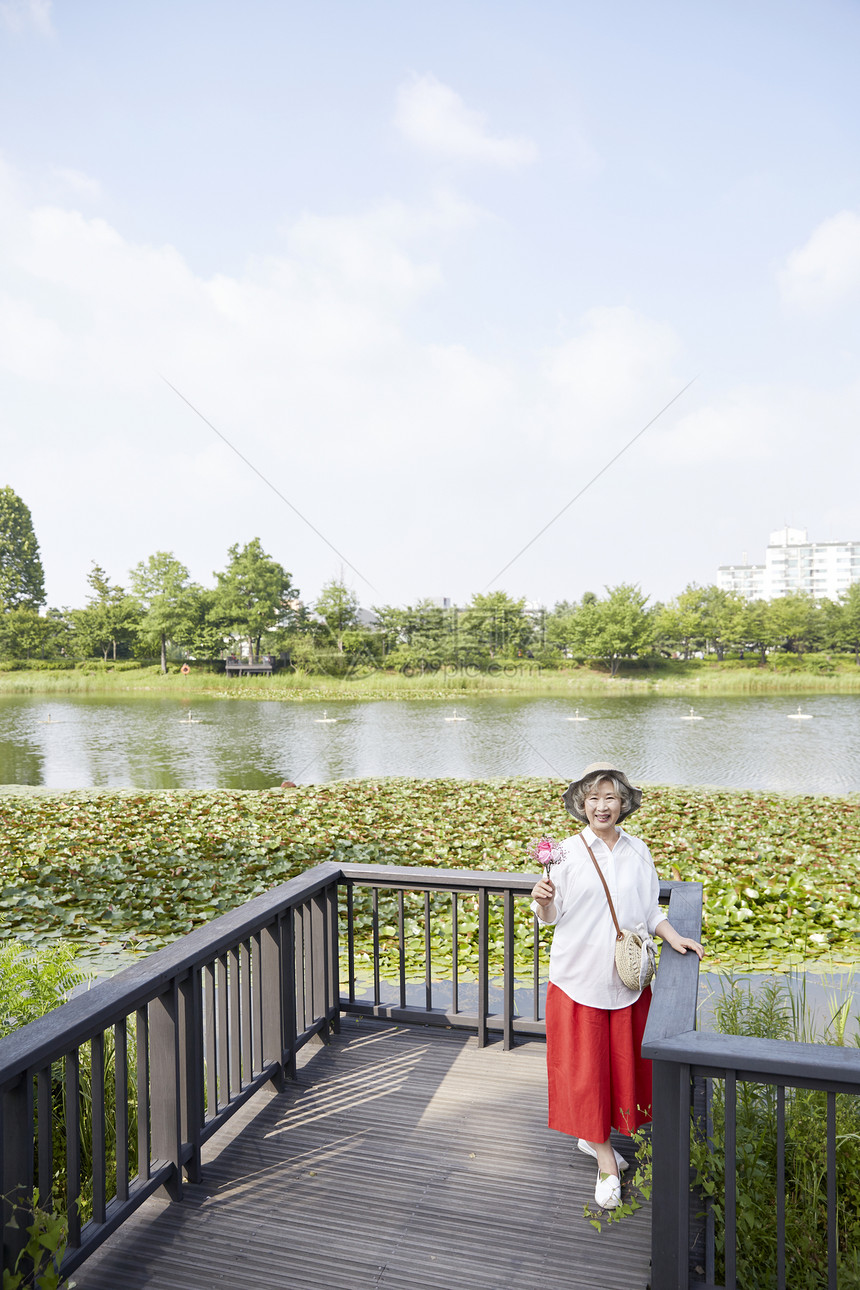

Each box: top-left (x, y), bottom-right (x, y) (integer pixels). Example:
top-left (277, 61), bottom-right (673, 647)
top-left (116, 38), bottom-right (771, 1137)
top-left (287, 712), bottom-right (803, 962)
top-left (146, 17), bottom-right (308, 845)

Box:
top-left (1, 779), bottom-right (858, 974)
top-left (3, 657), bottom-right (860, 700)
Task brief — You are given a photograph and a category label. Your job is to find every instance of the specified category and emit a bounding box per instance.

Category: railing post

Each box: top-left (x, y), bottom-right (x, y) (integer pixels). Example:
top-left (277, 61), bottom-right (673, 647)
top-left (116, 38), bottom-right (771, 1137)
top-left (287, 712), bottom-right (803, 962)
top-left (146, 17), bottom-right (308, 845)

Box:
top-left (502, 889), bottom-right (514, 1051)
top-left (2, 1076), bottom-right (33, 1271)
top-left (149, 982), bottom-right (182, 1201)
top-left (180, 969), bottom-right (204, 1184)
top-left (281, 909), bottom-right (297, 1081)
top-left (261, 920), bottom-right (285, 1091)
top-left (311, 890), bottom-right (328, 1040)
top-left (477, 887), bottom-right (488, 1048)
top-left (326, 880), bottom-right (340, 1033)
top-left (650, 1057), bottom-right (691, 1290)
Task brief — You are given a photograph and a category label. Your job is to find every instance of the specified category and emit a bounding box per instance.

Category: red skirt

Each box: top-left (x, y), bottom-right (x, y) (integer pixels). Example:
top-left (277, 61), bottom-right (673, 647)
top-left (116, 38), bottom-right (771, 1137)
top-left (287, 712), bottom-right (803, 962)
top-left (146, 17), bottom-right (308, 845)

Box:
top-left (545, 982), bottom-right (653, 1142)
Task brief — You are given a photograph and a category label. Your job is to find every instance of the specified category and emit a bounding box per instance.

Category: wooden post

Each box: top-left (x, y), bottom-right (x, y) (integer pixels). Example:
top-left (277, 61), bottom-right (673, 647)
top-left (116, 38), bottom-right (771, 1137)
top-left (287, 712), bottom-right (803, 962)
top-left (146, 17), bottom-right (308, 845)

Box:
top-left (281, 910), bottom-right (297, 1081)
top-left (261, 921), bottom-right (284, 1091)
top-left (149, 983), bottom-right (182, 1201)
top-left (650, 1058), bottom-right (691, 1290)
top-left (2, 1076), bottom-right (33, 1272)
top-left (326, 881), bottom-right (340, 1033)
top-left (311, 891), bottom-right (328, 1040)
top-left (180, 970), bottom-right (204, 1184)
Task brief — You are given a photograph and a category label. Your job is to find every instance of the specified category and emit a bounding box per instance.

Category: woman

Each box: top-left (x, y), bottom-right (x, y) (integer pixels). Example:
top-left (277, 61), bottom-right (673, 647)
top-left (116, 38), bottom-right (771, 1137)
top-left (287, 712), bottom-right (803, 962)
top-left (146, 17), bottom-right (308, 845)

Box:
top-left (531, 760), bottom-right (703, 1210)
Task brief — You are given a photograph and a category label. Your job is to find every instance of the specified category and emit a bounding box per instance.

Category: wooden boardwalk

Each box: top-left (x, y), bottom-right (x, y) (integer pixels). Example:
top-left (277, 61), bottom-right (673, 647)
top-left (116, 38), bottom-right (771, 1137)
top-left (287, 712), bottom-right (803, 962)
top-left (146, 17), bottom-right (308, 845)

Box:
top-left (74, 1019), bottom-right (652, 1290)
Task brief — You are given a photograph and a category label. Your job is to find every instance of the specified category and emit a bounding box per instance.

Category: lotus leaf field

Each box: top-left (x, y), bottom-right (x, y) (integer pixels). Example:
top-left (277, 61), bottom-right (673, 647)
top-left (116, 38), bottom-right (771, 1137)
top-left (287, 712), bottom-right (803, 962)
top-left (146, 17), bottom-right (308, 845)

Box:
top-left (1, 779), bottom-right (860, 975)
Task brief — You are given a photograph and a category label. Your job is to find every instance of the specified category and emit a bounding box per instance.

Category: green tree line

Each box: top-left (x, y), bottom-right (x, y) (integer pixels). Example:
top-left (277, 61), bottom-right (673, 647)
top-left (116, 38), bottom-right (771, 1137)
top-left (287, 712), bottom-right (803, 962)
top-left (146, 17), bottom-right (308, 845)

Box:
top-left (3, 485), bottom-right (860, 674)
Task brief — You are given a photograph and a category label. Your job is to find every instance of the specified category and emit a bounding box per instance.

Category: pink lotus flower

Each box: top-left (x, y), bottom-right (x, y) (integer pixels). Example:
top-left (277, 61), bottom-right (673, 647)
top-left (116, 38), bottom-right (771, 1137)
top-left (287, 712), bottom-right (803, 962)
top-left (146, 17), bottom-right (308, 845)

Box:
top-left (528, 835), bottom-right (563, 875)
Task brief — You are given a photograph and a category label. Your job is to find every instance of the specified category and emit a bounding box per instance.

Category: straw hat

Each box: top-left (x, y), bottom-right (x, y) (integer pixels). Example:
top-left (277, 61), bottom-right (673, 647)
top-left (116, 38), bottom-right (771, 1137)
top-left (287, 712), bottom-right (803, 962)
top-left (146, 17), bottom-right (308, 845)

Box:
top-left (562, 760), bottom-right (643, 822)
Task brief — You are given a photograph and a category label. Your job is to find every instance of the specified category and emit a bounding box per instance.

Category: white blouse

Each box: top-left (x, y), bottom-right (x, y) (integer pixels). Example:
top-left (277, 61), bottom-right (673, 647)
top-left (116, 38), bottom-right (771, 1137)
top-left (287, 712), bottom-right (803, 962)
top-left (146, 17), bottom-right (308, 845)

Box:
top-left (532, 825), bottom-right (663, 1010)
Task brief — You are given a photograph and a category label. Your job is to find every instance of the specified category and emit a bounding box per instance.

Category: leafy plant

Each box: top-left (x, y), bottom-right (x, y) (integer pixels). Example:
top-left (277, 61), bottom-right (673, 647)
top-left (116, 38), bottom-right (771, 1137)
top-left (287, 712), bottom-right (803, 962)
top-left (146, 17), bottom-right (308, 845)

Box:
top-left (0, 944), bottom-right (87, 1038)
top-left (582, 1122), bottom-right (652, 1231)
top-left (2, 1195), bottom-right (75, 1289)
top-left (3, 779), bottom-right (860, 974)
top-left (0, 945), bottom-right (138, 1225)
top-left (692, 978), bottom-right (860, 1289)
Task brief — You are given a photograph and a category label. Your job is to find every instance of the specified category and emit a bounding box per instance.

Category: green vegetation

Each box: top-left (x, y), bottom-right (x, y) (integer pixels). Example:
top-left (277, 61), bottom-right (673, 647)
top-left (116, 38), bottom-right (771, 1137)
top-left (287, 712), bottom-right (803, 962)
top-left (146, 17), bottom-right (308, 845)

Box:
top-left (0, 942), bottom-right (87, 1037)
top-left (4, 655), bottom-right (860, 700)
top-left (692, 978), bottom-right (860, 1288)
top-left (0, 486), bottom-right (45, 612)
top-left (4, 481), bottom-right (860, 686)
top-left (0, 943), bottom-right (139, 1234)
top-left (2, 1198), bottom-right (75, 1289)
top-left (1, 780), bottom-right (859, 973)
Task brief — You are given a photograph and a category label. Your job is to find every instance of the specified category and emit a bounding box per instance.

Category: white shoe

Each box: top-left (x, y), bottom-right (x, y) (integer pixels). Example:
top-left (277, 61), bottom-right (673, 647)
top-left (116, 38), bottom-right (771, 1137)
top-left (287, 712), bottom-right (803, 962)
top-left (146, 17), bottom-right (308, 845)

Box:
top-left (594, 1170), bottom-right (621, 1210)
top-left (577, 1139), bottom-right (629, 1172)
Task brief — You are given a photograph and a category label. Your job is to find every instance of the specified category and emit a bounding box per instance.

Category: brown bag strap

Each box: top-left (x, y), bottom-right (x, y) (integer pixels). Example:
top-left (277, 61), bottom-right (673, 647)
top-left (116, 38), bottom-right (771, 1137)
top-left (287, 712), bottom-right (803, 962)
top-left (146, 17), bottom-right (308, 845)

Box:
top-left (581, 833), bottom-right (623, 942)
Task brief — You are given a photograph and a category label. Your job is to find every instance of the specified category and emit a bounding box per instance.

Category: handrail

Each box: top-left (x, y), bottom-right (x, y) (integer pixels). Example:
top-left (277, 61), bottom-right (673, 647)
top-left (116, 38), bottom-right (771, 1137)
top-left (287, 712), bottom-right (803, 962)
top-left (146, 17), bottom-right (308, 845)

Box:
top-left (643, 884), bottom-right (860, 1290)
top-left (645, 1028), bottom-right (860, 1088)
top-left (338, 863), bottom-right (538, 891)
top-left (0, 860), bottom-right (694, 1284)
top-left (0, 862), bottom-right (342, 1090)
top-left (1, 861), bottom-right (342, 1276)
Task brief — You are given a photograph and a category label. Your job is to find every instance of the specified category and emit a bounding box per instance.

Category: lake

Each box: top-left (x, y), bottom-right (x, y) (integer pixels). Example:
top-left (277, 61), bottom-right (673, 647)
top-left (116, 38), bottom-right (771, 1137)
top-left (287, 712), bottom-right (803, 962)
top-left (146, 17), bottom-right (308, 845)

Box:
top-left (1, 692), bottom-right (858, 793)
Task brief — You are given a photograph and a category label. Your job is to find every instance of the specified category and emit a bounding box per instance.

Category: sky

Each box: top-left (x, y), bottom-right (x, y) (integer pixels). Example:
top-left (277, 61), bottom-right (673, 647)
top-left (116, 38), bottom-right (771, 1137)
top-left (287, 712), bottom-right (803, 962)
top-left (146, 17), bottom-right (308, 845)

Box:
top-left (1, 0), bottom-right (859, 615)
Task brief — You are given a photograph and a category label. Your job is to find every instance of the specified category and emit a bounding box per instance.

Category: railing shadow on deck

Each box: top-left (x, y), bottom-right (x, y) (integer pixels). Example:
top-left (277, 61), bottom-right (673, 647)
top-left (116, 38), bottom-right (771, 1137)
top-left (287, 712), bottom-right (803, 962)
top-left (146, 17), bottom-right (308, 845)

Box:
top-left (0, 860), bottom-right (699, 1287)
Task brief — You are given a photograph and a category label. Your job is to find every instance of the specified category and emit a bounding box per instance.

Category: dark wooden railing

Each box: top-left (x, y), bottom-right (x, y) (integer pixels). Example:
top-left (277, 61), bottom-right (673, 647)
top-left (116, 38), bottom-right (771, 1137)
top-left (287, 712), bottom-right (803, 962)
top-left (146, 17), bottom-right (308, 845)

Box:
top-left (1, 861), bottom-right (695, 1286)
top-left (0, 862), bottom-right (341, 1278)
top-left (644, 872), bottom-right (860, 1290)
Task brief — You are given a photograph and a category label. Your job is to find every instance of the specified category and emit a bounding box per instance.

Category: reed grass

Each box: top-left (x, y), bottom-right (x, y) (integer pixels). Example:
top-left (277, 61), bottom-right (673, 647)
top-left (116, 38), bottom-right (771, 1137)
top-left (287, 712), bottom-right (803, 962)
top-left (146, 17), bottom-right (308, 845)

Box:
top-left (694, 975), bottom-right (860, 1288)
top-left (3, 660), bottom-right (860, 700)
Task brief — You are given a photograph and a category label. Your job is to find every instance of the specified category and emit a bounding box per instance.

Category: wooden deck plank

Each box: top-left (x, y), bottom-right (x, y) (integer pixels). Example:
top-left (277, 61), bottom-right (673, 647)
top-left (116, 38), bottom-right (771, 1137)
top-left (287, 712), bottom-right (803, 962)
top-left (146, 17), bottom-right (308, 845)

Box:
top-left (74, 1019), bottom-right (651, 1290)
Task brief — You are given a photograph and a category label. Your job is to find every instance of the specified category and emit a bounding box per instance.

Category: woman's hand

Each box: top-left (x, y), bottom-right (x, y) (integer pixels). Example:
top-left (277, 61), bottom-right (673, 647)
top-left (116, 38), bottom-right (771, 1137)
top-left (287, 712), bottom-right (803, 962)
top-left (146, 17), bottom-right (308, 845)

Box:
top-left (531, 874), bottom-right (557, 923)
top-left (671, 935), bottom-right (704, 959)
top-left (531, 875), bottom-right (555, 906)
top-left (654, 919), bottom-right (704, 959)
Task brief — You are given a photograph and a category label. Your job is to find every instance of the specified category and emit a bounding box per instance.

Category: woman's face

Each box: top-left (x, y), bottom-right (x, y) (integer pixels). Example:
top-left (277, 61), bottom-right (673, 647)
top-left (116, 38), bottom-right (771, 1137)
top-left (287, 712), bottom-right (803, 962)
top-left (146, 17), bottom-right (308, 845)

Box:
top-left (584, 779), bottom-right (622, 832)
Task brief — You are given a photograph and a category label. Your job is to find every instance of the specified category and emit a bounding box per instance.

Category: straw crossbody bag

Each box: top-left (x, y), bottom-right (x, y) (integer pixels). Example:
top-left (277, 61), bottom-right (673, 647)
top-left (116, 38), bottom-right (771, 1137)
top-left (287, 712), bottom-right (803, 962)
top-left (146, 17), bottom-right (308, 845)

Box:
top-left (582, 834), bottom-right (657, 991)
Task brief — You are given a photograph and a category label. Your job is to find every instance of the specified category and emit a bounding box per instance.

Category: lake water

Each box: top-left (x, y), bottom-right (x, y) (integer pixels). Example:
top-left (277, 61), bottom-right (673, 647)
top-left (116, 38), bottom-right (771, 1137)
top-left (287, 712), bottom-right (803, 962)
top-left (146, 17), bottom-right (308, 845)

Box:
top-left (1, 692), bottom-right (859, 793)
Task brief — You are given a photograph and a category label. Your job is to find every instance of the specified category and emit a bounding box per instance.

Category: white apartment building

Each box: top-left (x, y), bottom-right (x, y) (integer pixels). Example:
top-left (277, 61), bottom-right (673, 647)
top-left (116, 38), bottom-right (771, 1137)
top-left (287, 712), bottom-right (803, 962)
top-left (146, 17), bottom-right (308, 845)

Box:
top-left (718, 527), bottom-right (860, 600)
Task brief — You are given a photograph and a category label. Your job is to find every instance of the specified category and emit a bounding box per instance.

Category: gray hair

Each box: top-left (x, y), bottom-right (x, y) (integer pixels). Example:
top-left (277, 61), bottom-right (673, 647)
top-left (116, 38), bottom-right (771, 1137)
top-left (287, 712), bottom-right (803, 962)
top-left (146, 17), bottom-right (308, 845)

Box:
top-left (568, 772), bottom-right (635, 820)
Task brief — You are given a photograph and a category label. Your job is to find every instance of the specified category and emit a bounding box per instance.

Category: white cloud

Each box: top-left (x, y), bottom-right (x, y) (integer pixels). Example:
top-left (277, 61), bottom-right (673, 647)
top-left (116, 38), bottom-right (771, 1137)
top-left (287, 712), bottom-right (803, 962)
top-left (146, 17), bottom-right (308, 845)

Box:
top-left (6, 154), bottom-right (853, 614)
top-left (0, 0), bottom-right (53, 34)
top-left (394, 74), bottom-right (537, 167)
top-left (50, 167), bottom-right (102, 202)
top-left (778, 210), bottom-right (860, 308)
top-left (650, 389), bottom-right (780, 465)
top-left (0, 163), bottom-right (521, 606)
top-left (537, 306), bottom-right (682, 457)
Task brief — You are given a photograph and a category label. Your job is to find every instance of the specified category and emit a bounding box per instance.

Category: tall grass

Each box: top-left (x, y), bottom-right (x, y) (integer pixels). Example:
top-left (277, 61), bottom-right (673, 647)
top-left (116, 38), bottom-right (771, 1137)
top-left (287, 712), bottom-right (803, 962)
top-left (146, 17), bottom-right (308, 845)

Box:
top-left (695, 976), bottom-right (860, 1288)
top-left (0, 944), bottom-right (139, 1224)
top-left (3, 660), bottom-right (860, 700)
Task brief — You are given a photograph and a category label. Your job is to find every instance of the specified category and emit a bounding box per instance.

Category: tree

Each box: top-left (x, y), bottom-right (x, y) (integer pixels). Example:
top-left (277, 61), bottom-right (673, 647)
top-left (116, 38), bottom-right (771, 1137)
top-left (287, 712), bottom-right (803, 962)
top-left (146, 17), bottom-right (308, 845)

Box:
top-left (837, 583), bottom-right (860, 665)
top-left (129, 552), bottom-right (200, 674)
top-left (459, 592), bottom-right (533, 659)
top-left (315, 579), bottom-right (360, 654)
top-left (700, 586), bottom-right (745, 661)
top-left (72, 563), bottom-right (141, 661)
top-left (212, 539), bottom-right (297, 661)
top-left (564, 584), bottom-right (654, 676)
top-left (654, 584), bottom-right (709, 659)
top-left (373, 600), bottom-right (460, 670)
top-left (0, 607), bottom-right (53, 660)
top-left (0, 486), bottom-right (45, 609)
top-left (738, 599), bottom-right (779, 664)
top-left (767, 592), bottom-right (820, 656)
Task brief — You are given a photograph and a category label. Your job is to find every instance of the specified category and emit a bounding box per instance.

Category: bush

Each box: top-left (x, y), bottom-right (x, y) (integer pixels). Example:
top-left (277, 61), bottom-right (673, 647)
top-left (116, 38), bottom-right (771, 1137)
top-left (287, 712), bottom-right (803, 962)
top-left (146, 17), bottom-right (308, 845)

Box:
top-left (693, 978), bottom-right (860, 1289)
top-left (0, 659), bottom-right (76, 673)
top-left (1, 944), bottom-right (139, 1228)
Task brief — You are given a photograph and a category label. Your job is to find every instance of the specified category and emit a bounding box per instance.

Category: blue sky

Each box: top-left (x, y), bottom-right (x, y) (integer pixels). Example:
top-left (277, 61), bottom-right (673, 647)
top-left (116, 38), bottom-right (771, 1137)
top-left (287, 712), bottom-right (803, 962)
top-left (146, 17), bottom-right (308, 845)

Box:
top-left (1, 0), bottom-right (859, 612)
